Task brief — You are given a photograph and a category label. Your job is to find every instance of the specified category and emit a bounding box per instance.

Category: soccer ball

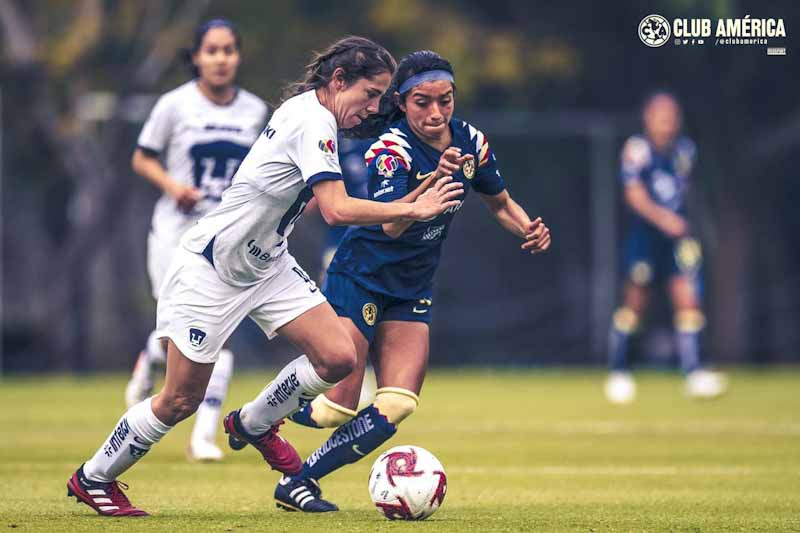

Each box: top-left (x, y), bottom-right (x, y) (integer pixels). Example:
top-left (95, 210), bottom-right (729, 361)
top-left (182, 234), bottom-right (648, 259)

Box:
top-left (368, 445), bottom-right (447, 520)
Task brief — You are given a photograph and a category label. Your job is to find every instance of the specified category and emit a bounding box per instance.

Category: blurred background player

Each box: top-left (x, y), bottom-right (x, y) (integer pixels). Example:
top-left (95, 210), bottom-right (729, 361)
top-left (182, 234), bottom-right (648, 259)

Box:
top-left (605, 91), bottom-right (727, 404)
top-left (124, 19), bottom-right (268, 461)
top-left (274, 50), bottom-right (551, 513)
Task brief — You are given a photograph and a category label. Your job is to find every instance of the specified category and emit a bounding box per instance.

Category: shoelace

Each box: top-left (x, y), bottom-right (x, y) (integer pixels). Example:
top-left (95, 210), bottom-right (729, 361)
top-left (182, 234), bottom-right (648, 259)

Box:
top-left (108, 481), bottom-right (134, 506)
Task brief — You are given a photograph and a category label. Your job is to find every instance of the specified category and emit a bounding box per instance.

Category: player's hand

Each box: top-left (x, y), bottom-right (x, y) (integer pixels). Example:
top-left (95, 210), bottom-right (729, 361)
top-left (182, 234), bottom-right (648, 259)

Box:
top-left (411, 176), bottom-right (464, 221)
top-left (660, 213), bottom-right (689, 239)
top-left (521, 217), bottom-right (551, 254)
top-left (169, 182), bottom-right (203, 213)
top-left (435, 147), bottom-right (474, 179)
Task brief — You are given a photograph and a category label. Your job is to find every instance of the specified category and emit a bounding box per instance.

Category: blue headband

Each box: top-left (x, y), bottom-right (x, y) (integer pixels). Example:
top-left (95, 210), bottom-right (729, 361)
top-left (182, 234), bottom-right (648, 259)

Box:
top-left (398, 69), bottom-right (454, 94)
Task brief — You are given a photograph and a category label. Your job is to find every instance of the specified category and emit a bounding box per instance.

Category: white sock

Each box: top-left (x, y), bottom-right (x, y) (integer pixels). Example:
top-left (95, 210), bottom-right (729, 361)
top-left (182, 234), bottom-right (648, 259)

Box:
top-left (83, 398), bottom-right (172, 483)
top-left (191, 349), bottom-right (234, 444)
top-left (146, 330), bottom-right (167, 365)
top-left (240, 354), bottom-right (334, 435)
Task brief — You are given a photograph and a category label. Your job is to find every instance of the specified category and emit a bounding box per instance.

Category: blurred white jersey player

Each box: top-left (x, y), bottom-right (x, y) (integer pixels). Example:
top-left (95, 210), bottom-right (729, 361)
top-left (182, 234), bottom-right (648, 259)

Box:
top-left (126, 19), bottom-right (268, 461)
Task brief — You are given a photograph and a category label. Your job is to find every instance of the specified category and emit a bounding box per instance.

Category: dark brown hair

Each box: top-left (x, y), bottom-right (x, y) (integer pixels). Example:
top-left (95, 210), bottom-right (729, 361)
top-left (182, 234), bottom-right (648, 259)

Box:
top-left (284, 35), bottom-right (396, 100)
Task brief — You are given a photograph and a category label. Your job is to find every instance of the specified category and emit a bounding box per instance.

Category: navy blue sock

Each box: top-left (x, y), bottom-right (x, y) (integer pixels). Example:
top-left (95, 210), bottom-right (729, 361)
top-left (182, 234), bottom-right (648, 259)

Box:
top-left (675, 310), bottom-right (705, 374)
top-left (297, 404), bottom-right (396, 481)
top-left (675, 329), bottom-right (701, 373)
top-left (288, 403), bottom-right (320, 428)
top-left (608, 308), bottom-right (637, 371)
top-left (608, 325), bottom-right (632, 371)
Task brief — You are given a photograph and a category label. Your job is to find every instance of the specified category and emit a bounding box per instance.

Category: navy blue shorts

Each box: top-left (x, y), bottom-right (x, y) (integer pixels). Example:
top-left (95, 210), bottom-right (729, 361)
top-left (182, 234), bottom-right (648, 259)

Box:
top-left (323, 271), bottom-right (432, 344)
top-left (623, 226), bottom-right (703, 286)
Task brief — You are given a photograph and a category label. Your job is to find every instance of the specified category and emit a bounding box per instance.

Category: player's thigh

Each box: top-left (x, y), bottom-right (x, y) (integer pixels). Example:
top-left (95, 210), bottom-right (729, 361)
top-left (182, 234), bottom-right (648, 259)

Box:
top-left (373, 320), bottom-right (430, 395)
top-left (271, 303), bottom-right (355, 383)
top-left (668, 274), bottom-right (700, 309)
top-left (248, 255), bottom-right (351, 364)
top-left (323, 317), bottom-right (371, 411)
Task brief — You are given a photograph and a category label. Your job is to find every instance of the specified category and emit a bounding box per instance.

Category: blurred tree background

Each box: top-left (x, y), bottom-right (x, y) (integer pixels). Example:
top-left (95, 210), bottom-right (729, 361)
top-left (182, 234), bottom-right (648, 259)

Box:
top-left (2, 0), bottom-right (799, 372)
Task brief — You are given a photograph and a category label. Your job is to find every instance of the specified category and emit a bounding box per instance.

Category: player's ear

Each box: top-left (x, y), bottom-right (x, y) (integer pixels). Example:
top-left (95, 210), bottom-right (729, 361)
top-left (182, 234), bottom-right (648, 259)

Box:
top-left (331, 67), bottom-right (347, 91)
top-left (396, 92), bottom-right (406, 113)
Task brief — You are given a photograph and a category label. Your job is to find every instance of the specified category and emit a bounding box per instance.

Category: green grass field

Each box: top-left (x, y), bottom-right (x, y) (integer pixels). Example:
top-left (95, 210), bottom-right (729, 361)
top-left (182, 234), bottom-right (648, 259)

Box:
top-left (2, 369), bottom-right (799, 532)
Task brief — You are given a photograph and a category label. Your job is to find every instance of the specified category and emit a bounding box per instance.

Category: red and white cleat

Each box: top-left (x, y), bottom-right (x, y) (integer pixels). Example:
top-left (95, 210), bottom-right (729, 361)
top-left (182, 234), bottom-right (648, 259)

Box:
top-left (223, 410), bottom-right (302, 475)
top-left (67, 465), bottom-right (148, 517)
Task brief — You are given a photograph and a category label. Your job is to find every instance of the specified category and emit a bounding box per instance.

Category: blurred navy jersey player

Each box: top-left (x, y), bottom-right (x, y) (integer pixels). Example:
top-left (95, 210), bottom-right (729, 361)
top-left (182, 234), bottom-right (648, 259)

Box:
top-left (125, 19), bottom-right (267, 462)
top-left (605, 92), bottom-right (727, 404)
top-left (274, 50), bottom-right (551, 514)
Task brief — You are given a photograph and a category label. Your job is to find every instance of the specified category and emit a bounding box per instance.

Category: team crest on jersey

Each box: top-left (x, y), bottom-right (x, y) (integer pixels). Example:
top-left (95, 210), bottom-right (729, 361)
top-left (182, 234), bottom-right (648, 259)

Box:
top-left (376, 154), bottom-right (399, 178)
top-left (362, 303), bottom-right (377, 326)
top-left (189, 327), bottom-right (207, 347)
top-left (318, 139), bottom-right (336, 154)
top-left (462, 158), bottom-right (476, 179)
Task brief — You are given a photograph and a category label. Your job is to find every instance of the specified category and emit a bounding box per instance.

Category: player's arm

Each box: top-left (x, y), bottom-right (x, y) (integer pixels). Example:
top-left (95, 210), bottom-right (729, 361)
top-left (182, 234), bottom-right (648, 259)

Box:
top-left (382, 147), bottom-right (473, 239)
top-left (480, 190), bottom-right (551, 254)
top-left (311, 177), bottom-right (463, 226)
top-left (131, 149), bottom-right (202, 213)
top-left (134, 93), bottom-right (201, 213)
top-left (624, 182), bottom-right (688, 239)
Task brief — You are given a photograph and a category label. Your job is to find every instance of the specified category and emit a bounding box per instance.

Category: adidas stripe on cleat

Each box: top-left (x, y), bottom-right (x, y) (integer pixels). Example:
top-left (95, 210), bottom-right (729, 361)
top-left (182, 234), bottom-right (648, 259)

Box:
top-left (223, 410), bottom-right (302, 475)
top-left (66, 465), bottom-right (148, 517)
top-left (274, 476), bottom-right (338, 513)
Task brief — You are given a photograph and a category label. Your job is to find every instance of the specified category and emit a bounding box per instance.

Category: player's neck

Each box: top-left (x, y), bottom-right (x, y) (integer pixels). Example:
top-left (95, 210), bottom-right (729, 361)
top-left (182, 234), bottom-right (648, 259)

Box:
top-left (196, 79), bottom-right (237, 106)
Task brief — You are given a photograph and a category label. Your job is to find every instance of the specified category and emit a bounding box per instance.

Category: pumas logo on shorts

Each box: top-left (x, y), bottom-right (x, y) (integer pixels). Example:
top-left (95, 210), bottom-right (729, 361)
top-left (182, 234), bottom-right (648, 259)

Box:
top-left (189, 328), bottom-right (207, 347)
top-left (362, 303), bottom-right (377, 326)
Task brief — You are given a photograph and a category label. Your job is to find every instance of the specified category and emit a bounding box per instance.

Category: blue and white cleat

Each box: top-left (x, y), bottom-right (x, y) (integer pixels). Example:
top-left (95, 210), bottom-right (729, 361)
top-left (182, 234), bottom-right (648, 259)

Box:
top-left (274, 476), bottom-right (339, 513)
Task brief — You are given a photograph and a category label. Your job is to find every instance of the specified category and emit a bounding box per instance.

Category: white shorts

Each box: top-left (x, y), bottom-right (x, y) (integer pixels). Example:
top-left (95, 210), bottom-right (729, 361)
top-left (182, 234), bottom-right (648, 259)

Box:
top-left (155, 247), bottom-right (327, 363)
top-left (147, 230), bottom-right (182, 300)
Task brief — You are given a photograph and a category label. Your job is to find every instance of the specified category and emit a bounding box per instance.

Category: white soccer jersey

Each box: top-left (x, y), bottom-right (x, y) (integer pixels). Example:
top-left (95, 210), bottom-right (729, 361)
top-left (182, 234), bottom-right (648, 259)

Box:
top-left (138, 81), bottom-right (268, 239)
top-left (182, 90), bottom-right (343, 287)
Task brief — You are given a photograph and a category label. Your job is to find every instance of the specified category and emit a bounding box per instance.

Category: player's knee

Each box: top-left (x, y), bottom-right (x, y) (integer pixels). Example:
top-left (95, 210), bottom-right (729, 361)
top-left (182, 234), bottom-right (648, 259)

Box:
top-left (316, 340), bottom-right (356, 382)
top-left (612, 307), bottom-right (640, 334)
top-left (675, 309), bottom-right (705, 333)
top-left (373, 387), bottom-right (419, 425)
top-left (157, 390), bottom-right (205, 425)
top-left (309, 394), bottom-right (357, 428)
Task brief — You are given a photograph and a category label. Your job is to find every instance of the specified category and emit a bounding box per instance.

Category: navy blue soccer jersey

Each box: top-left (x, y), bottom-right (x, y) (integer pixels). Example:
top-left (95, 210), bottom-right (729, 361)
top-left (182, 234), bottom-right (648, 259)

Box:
top-left (327, 117), bottom-right (506, 299)
top-left (620, 134), bottom-right (696, 219)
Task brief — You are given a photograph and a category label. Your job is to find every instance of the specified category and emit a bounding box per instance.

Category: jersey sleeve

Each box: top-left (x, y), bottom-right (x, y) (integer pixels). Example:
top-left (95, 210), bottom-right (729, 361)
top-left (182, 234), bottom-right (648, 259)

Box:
top-left (470, 128), bottom-right (506, 195)
top-left (620, 136), bottom-right (651, 185)
top-left (137, 94), bottom-right (175, 155)
top-left (293, 114), bottom-right (342, 187)
top-left (364, 131), bottom-right (414, 202)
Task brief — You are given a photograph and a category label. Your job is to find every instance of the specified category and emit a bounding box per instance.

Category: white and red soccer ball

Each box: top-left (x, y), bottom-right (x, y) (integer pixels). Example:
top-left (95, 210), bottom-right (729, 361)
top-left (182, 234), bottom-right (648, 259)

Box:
top-left (368, 445), bottom-right (447, 520)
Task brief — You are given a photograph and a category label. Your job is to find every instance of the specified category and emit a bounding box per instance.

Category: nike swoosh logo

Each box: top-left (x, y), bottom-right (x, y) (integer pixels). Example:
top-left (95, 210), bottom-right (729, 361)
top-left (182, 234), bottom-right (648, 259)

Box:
top-left (352, 444), bottom-right (366, 456)
top-left (412, 307), bottom-right (428, 314)
top-left (416, 171), bottom-right (436, 181)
